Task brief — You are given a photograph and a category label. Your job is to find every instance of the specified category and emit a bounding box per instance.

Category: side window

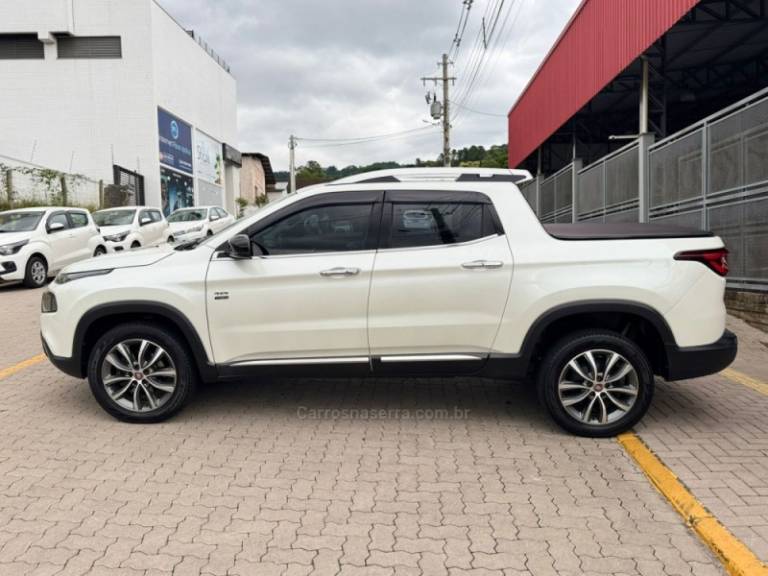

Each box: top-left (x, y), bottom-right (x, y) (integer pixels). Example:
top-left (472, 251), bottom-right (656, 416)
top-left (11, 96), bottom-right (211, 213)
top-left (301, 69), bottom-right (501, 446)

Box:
top-left (387, 201), bottom-right (491, 249)
top-left (139, 210), bottom-right (152, 225)
top-left (150, 210), bottom-right (163, 222)
top-left (209, 209), bottom-right (219, 221)
top-left (216, 208), bottom-right (227, 218)
top-left (68, 211), bottom-right (89, 228)
top-left (251, 203), bottom-right (374, 255)
top-left (47, 213), bottom-right (70, 233)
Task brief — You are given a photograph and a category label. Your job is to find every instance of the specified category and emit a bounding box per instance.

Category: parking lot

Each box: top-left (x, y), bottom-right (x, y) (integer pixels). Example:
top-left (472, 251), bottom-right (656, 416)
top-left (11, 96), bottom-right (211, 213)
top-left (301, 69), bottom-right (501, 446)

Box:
top-left (1, 284), bottom-right (767, 575)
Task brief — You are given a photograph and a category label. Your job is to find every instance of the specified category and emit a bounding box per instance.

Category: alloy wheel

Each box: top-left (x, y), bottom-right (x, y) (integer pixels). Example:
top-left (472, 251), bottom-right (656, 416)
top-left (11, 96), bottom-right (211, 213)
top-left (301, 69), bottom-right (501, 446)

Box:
top-left (30, 261), bottom-right (46, 285)
top-left (100, 339), bottom-right (177, 413)
top-left (557, 349), bottom-right (639, 426)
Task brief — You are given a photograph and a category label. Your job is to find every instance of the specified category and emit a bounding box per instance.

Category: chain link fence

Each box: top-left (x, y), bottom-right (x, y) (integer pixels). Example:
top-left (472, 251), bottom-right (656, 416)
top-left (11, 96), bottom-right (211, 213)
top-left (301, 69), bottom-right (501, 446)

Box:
top-left (0, 154), bottom-right (102, 210)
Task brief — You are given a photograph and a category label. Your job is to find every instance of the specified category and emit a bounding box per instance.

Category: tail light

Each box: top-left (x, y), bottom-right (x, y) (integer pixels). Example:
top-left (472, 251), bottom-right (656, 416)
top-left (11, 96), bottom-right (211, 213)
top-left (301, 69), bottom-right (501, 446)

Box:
top-left (674, 248), bottom-right (729, 276)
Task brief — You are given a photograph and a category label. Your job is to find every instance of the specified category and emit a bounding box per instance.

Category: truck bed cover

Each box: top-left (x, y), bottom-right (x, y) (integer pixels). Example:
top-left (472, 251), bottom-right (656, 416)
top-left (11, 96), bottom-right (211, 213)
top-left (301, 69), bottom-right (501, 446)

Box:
top-left (544, 222), bottom-right (714, 240)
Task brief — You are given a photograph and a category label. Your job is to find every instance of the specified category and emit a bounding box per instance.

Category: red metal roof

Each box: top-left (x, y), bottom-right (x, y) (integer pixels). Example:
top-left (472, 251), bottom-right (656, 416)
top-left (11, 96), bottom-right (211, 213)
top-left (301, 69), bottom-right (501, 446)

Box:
top-left (507, 0), bottom-right (700, 168)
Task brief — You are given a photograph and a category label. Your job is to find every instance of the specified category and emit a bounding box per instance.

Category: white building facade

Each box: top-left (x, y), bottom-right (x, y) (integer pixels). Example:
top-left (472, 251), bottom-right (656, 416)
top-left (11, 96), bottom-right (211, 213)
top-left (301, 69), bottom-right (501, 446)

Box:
top-left (0, 0), bottom-right (240, 214)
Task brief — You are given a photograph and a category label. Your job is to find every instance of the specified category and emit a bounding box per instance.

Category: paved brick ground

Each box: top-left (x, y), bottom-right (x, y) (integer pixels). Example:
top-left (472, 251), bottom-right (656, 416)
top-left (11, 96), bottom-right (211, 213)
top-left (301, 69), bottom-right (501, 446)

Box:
top-left (636, 316), bottom-right (768, 563)
top-left (0, 284), bottom-right (744, 575)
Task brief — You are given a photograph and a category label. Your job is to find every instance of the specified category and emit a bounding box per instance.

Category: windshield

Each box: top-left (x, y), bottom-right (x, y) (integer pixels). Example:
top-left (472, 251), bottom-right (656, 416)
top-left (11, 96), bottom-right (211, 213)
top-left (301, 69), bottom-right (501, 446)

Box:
top-left (0, 211), bottom-right (44, 233)
top-left (93, 209), bottom-right (136, 227)
top-left (168, 209), bottom-right (206, 223)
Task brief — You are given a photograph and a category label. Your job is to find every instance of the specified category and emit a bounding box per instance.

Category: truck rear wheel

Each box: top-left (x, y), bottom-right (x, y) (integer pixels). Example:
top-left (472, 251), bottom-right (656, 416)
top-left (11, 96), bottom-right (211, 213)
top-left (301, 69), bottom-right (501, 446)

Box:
top-left (537, 329), bottom-right (654, 437)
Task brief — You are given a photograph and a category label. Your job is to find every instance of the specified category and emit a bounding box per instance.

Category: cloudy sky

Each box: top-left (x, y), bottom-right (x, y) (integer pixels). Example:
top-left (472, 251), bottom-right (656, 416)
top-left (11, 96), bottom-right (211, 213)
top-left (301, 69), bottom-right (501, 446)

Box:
top-left (161, 0), bottom-right (581, 172)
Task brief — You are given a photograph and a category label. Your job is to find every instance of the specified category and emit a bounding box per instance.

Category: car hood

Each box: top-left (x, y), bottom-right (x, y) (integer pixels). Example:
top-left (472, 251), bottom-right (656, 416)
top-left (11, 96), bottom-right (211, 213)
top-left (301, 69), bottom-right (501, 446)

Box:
top-left (0, 232), bottom-right (33, 246)
top-left (99, 225), bottom-right (132, 237)
top-left (62, 245), bottom-right (174, 273)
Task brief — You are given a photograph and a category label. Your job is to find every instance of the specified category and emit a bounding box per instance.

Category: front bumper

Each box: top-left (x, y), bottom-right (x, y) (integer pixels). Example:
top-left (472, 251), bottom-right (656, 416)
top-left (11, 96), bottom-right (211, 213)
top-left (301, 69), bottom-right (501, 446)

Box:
top-left (0, 259), bottom-right (23, 282)
top-left (42, 335), bottom-right (84, 379)
top-left (664, 330), bottom-right (738, 381)
top-left (105, 240), bottom-right (130, 253)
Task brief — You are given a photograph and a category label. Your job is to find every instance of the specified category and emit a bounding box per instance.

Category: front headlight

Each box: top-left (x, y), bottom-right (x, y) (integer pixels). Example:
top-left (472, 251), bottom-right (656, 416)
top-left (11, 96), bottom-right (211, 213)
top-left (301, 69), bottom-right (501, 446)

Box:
top-left (104, 232), bottom-right (129, 242)
top-left (55, 269), bottom-right (113, 285)
top-left (0, 239), bottom-right (28, 256)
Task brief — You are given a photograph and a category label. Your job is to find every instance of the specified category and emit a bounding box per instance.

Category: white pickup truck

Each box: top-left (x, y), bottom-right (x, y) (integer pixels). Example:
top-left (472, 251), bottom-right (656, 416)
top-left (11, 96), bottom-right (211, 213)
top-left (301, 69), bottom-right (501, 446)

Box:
top-left (40, 168), bottom-right (737, 436)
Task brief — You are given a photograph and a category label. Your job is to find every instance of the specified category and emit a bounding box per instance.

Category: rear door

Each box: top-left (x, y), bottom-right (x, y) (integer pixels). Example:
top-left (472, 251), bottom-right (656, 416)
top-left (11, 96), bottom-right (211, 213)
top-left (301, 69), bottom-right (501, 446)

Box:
top-left (45, 211), bottom-right (78, 268)
top-left (66, 210), bottom-right (94, 261)
top-left (367, 190), bottom-right (513, 373)
top-left (206, 191), bottom-right (383, 365)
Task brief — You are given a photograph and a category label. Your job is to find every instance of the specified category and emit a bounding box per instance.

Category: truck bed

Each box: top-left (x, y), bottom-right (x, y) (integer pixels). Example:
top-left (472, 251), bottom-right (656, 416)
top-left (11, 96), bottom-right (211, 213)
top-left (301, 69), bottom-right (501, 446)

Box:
top-left (544, 222), bottom-right (713, 240)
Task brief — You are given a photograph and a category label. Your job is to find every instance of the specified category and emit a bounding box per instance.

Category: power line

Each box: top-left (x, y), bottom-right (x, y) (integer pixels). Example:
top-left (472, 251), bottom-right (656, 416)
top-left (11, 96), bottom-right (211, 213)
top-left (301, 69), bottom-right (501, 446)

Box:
top-left (295, 125), bottom-right (436, 144)
top-left (450, 100), bottom-right (506, 117)
top-left (297, 126), bottom-right (441, 149)
top-left (449, 0), bottom-right (474, 61)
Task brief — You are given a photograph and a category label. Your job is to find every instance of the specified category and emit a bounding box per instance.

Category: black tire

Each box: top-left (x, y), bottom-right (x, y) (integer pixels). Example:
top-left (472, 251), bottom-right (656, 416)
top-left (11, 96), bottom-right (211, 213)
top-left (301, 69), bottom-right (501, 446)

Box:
top-left (22, 255), bottom-right (48, 288)
top-left (93, 246), bottom-right (107, 257)
top-left (537, 329), bottom-right (654, 437)
top-left (206, 230), bottom-right (214, 237)
top-left (130, 241), bottom-right (141, 249)
top-left (167, 236), bottom-right (174, 244)
top-left (87, 323), bottom-right (197, 423)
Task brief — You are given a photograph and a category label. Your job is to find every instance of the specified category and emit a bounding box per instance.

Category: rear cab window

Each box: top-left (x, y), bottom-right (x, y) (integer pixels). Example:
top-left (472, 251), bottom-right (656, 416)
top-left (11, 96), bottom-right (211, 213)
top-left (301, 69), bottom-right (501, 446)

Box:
top-left (381, 190), bottom-right (503, 249)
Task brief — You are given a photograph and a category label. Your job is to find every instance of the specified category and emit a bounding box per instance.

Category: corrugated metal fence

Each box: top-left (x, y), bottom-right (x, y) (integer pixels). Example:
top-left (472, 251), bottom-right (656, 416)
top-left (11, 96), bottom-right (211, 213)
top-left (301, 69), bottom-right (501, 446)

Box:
top-left (520, 86), bottom-right (768, 291)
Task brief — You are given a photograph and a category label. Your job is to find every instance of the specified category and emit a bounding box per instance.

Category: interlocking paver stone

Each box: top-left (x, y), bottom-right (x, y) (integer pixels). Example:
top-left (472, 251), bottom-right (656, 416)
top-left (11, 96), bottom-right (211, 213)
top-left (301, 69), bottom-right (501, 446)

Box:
top-left (0, 284), bottom-right (751, 574)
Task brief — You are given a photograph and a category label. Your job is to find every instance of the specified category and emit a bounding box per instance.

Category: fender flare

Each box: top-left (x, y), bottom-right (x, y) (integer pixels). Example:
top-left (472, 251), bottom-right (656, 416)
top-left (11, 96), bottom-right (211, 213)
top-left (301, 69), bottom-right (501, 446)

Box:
top-left (72, 301), bottom-right (217, 381)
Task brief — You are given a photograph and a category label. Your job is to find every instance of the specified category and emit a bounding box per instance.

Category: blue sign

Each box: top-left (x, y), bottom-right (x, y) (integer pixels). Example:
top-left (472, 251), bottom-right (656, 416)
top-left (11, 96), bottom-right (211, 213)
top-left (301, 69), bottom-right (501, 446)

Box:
top-left (158, 108), bottom-right (193, 174)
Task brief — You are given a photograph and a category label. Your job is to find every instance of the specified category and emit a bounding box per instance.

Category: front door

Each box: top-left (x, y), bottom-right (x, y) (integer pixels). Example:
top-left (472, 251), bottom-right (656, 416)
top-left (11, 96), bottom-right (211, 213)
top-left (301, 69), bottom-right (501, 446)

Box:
top-left (45, 211), bottom-right (79, 269)
top-left (367, 191), bottom-right (513, 373)
top-left (206, 191), bottom-right (382, 366)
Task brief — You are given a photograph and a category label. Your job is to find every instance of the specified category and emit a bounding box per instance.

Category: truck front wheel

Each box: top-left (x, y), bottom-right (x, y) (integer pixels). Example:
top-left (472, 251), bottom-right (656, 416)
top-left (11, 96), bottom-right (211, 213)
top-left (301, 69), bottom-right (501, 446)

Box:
top-left (537, 329), bottom-right (654, 437)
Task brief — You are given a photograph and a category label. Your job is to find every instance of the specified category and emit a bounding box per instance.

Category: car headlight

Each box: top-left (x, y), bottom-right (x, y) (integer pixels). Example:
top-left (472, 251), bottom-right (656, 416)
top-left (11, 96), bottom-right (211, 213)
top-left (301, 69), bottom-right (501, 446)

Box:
top-left (0, 239), bottom-right (28, 256)
top-left (55, 269), bottom-right (113, 285)
top-left (104, 232), bottom-right (129, 242)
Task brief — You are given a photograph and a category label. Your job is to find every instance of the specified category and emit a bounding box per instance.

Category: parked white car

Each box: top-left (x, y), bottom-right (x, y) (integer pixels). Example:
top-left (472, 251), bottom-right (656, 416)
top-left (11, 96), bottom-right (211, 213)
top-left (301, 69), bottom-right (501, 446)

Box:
top-left (0, 207), bottom-right (106, 288)
top-left (41, 168), bottom-right (737, 435)
top-left (92, 207), bottom-right (170, 252)
top-left (167, 206), bottom-right (235, 244)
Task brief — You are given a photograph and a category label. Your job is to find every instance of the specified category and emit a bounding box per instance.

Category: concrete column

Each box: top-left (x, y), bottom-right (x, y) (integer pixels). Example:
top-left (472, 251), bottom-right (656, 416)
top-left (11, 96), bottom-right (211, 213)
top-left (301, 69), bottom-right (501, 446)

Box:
top-left (638, 133), bottom-right (655, 223)
top-left (571, 159), bottom-right (583, 223)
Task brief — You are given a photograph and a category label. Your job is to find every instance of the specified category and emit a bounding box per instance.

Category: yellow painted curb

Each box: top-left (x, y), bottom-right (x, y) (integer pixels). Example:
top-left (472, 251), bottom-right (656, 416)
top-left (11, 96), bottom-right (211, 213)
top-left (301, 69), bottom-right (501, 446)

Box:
top-left (0, 354), bottom-right (47, 381)
top-left (721, 368), bottom-right (768, 397)
top-left (617, 432), bottom-right (768, 576)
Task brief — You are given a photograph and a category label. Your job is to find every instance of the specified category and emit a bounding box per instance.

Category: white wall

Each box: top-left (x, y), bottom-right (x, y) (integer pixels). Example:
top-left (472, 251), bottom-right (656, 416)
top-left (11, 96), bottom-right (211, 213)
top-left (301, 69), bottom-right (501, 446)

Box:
top-left (149, 1), bottom-right (238, 212)
top-left (0, 0), bottom-right (156, 189)
top-left (0, 0), bottom-right (238, 211)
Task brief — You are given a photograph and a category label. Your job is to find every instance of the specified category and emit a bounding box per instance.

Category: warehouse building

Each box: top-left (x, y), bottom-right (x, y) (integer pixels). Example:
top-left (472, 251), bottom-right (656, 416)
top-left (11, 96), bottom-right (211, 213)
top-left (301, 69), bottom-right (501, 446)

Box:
top-left (0, 0), bottom-right (240, 215)
top-left (507, 0), bottom-right (768, 327)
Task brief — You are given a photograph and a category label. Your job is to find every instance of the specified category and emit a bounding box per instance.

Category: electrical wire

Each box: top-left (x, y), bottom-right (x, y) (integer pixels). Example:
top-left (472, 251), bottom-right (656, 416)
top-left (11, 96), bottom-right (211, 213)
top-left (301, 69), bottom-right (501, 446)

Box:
top-left (297, 126), bottom-right (441, 149)
top-left (449, 100), bottom-right (506, 117)
top-left (295, 125), bottom-right (437, 144)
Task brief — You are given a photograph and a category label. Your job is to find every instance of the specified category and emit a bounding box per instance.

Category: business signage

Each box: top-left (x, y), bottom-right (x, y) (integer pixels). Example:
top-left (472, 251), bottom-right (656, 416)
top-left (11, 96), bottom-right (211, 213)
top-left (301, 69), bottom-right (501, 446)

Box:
top-left (158, 108), bottom-right (193, 174)
top-left (160, 167), bottom-right (194, 216)
top-left (195, 130), bottom-right (223, 185)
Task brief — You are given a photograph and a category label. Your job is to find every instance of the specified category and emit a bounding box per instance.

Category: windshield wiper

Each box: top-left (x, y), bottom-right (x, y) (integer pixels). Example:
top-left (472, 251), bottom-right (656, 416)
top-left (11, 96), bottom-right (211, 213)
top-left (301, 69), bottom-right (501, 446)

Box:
top-left (174, 238), bottom-right (205, 251)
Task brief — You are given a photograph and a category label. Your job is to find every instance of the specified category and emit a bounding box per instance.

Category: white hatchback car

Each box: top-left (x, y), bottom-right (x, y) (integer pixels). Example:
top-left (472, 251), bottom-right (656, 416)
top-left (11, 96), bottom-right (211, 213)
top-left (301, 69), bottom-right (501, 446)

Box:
top-left (167, 206), bottom-right (235, 244)
top-left (92, 207), bottom-right (171, 253)
top-left (0, 207), bottom-right (105, 288)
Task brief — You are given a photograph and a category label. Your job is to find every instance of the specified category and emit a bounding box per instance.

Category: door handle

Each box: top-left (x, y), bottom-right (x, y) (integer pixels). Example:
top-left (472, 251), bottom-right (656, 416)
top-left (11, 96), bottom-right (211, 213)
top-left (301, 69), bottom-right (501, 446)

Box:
top-left (320, 267), bottom-right (360, 277)
top-left (461, 260), bottom-right (503, 270)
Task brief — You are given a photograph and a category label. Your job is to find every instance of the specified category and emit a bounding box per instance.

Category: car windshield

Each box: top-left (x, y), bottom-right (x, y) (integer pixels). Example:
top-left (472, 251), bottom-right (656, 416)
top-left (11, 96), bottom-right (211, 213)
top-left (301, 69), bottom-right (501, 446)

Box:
top-left (93, 209), bottom-right (136, 227)
top-left (168, 209), bottom-right (206, 223)
top-left (0, 211), bottom-right (44, 232)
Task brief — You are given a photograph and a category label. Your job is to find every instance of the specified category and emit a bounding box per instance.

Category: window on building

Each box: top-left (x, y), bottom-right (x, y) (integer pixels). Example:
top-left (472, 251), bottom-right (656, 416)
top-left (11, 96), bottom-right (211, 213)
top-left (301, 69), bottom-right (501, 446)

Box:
top-left (0, 34), bottom-right (44, 59)
top-left (57, 36), bottom-right (122, 59)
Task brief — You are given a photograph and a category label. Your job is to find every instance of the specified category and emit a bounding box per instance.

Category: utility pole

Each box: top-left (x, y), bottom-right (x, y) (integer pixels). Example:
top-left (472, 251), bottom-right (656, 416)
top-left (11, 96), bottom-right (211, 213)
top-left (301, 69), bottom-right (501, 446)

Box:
top-left (288, 134), bottom-right (296, 194)
top-left (421, 53), bottom-right (455, 166)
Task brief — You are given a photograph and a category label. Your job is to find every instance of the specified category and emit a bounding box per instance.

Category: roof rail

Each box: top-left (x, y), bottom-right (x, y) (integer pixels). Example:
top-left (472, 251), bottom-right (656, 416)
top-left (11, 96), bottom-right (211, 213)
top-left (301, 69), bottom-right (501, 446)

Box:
top-left (329, 167), bottom-right (533, 186)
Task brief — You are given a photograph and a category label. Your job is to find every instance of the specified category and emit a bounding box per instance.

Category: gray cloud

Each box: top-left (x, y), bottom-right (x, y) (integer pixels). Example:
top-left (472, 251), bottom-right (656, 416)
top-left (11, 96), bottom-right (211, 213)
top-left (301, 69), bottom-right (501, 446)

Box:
top-left (159, 0), bottom-right (580, 171)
